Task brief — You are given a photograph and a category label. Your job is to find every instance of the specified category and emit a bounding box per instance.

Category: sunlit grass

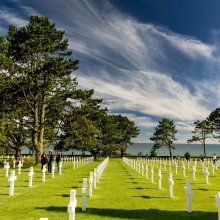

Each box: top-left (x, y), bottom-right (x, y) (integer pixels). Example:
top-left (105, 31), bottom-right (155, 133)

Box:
top-left (0, 158), bottom-right (219, 220)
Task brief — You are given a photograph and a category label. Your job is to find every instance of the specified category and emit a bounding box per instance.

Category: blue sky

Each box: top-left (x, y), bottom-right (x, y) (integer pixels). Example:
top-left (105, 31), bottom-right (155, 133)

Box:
top-left (1, 0), bottom-right (220, 143)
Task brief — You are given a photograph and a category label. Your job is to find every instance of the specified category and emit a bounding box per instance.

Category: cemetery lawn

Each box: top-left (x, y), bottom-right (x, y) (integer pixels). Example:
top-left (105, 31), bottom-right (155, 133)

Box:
top-left (0, 158), bottom-right (219, 220)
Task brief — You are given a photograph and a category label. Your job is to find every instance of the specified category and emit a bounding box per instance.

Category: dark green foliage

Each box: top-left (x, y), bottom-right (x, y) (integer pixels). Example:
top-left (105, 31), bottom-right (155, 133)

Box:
top-left (208, 107), bottom-right (220, 139)
top-left (150, 118), bottom-right (177, 158)
top-left (56, 91), bottom-right (139, 159)
top-left (149, 145), bottom-right (157, 157)
top-left (1, 15), bottom-right (79, 163)
top-left (187, 120), bottom-right (212, 157)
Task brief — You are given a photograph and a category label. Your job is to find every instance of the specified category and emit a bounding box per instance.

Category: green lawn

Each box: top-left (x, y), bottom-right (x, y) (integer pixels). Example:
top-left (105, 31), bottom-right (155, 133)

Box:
top-left (0, 158), bottom-right (219, 220)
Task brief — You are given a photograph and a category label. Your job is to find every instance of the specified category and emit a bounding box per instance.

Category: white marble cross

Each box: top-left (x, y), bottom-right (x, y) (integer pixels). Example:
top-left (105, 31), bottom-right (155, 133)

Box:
top-left (68, 189), bottom-right (77, 220)
top-left (184, 180), bottom-right (193, 213)
top-left (168, 173), bottom-right (174, 198)
top-left (164, 163), bottom-right (167, 171)
top-left (76, 159), bottom-right (79, 168)
top-left (145, 165), bottom-right (149, 179)
top-left (175, 163), bottom-right (178, 174)
top-left (28, 167), bottom-right (34, 187)
top-left (138, 162), bottom-right (141, 174)
top-left (89, 172), bottom-right (93, 197)
top-left (192, 165), bottom-right (196, 180)
top-left (42, 165), bottom-right (46, 182)
top-left (212, 164), bottom-right (215, 175)
top-left (216, 192), bottom-right (220, 220)
top-left (18, 161), bottom-right (22, 174)
top-left (82, 178), bottom-right (87, 211)
top-left (202, 162), bottom-right (205, 173)
top-left (151, 167), bottom-right (154, 183)
top-left (5, 162), bottom-right (10, 177)
top-left (73, 157), bottom-right (76, 169)
top-left (8, 170), bottom-right (17, 196)
top-left (58, 162), bottom-right (62, 175)
top-left (158, 169), bottom-right (162, 189)
top-left (13, 159), bottom-right (16, 168)
top-left (93, 168), bottom-right (97, 189)
top-left (3, 159), bottom-right (7, 168)
top-left (182, 163), bottom-right (186, 177)
top-left (52, 164), bottom-right (55, 178)
top-left (142, 164), bottom-right (144, 176)
top-left (205, 167), bottom-right (209, 184)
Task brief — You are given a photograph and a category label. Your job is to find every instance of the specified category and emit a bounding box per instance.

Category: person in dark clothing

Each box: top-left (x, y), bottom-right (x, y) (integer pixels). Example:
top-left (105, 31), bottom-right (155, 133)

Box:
top-left (41, 152), bottom-right (47, 170)
top-left (56, 153), bottom-right (61, 171)
top-left (184, 151), bottom-right (191, 161)
top-left (200, 154), bottom-right (204, 162)
top-left (47, 150), bottom-right (53, 172)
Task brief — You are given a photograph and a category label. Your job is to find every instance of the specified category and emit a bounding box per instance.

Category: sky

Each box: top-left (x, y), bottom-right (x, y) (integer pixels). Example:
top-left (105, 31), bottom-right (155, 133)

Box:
top-left (1, 0), bottom-right (220, 143)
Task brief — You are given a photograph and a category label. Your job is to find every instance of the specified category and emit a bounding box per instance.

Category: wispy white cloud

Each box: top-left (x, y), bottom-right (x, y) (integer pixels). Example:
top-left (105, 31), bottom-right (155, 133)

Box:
top-left (1, 0), bottom-right (220, 143)
top-left (0, 9), bottom-right (27, 27)
top-left (78, 70), bottom-right (210, 121)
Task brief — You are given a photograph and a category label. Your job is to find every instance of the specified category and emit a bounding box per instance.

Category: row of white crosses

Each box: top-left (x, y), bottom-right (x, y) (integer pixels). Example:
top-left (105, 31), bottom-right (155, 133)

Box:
top-left (7, 160), bottom-right (64, 196)
top-left (124, 157), bottom-right (220, 218)
top-left (134, 157), bottom-right (219, 186)
top-left (133, 157), bottom-right (214, 178)
top-left (59, 156), bottom-right (94, 169)
top-left (4, 156), bottom-right (94, 197)
top-left (67, 157), bottom-right (109, 220)
top-left (5, 159), bottom-right (24, 196)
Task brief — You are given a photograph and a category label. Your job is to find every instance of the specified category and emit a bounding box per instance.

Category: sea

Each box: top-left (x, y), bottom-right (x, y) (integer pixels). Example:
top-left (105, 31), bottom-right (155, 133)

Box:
top-left (127, 143), bottom-right (220, 157)
top-left (22, 143), bottom-right (220, 157)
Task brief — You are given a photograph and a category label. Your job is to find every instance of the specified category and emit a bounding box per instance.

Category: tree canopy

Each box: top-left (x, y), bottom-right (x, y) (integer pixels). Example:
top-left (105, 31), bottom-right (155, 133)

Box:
top-left (187, 120), bottom-right (212, 157)
top-left (150, 118), bottom-right (177, 158)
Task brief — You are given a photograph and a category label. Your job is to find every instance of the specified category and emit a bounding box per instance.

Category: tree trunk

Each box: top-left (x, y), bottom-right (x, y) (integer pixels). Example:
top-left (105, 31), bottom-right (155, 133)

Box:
top-left (15, 144), bottom-right (22, 160)
top-left (169, 145), bottom-right (172, 159)
top-left (203, 143), bottom-right (206, 157)
top-left (33, 97), bottom-right (40, 165)
top-left (38, 95), bottom-right (46, 163)
top-left (120, 149), bottom-right (124, 158)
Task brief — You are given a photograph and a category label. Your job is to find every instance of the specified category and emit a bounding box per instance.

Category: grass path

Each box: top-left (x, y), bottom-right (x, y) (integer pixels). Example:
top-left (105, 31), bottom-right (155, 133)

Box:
top-left (0, 158), bottom-right (219, 219)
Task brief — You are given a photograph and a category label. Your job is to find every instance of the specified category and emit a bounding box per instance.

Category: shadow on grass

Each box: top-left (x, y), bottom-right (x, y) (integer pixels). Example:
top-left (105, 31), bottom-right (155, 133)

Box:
top-left (80, 207), bottom-right (217, 220)
top-left (35, 206), bottom-right (66, 212)
top-left (35, 206), bottom-right (217, 220)
top-left (131, 195), bottom-right (168, 199)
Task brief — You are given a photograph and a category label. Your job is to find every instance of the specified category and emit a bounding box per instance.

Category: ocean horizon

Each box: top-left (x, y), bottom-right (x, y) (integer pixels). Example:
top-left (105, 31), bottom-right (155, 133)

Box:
top-left (21, 143), bottom-right (220, 157)
top-left (127, 143), bottom-right (220, 157)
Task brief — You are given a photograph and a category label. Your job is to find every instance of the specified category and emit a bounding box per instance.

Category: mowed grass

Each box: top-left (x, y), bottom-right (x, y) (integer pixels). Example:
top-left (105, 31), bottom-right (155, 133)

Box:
top-left (0, 158), bottom-right (219, 220)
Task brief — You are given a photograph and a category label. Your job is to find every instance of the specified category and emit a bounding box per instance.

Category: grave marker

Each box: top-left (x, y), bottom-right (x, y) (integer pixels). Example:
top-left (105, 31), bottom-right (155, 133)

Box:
top-left (182, 163), bottom-right (186, 177)
top-left (89, 172), bottom-right (93, 197)
top-left (82, 178), bottom-right (87, 211)
top-left (5, 162), bottom-right (10, 177)
top-left (13, 159), bottom-right (16, 168)
top-left (184, 180), bottom-right (193, 213)
top-left (168, 173), bottom-right (174, 198)
top-left (42, 165), bottom-right (46, 182)
top-left (58, 162), bottom-right (62, 175)
top-left (192, 165), bottom-right (196, 180)
top-left (28, 167), bottom-right (34, 187)
top-left (145, 165), bottom-right (149, 179)
top-left (8, 170), bottom-right (17, 196)
top-left (158, 169), bottom-right (162, 189)
top-left (18, 161), bottom-right (22, 174)
top-left (205, 167), bottom-right (209, 184)
top-left (151, 167), bottom-right (154, 183)
top-left (94, 168), bottom-right (97, 189)
top-left (67, 189), bottom-right (77, 220)
top-left (52, 164), bottom-right (55, 178)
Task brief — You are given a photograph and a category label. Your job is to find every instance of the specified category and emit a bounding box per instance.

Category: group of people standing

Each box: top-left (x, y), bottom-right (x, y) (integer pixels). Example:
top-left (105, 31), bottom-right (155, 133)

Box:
top-left (41, 150), bottom-right (61, 172)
